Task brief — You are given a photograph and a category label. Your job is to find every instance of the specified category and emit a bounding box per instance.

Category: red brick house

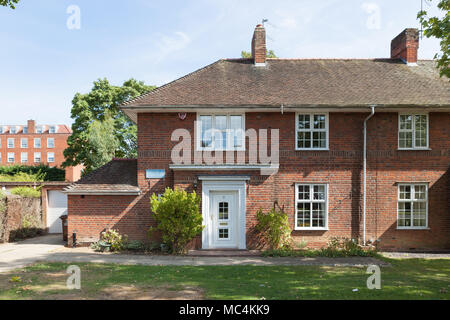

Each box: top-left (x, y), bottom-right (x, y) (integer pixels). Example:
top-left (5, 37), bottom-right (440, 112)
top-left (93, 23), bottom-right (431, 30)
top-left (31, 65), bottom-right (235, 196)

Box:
top-left (0, 119), bottom-right (82, 182)
top-left (65, 25), bottom-right (450, 250)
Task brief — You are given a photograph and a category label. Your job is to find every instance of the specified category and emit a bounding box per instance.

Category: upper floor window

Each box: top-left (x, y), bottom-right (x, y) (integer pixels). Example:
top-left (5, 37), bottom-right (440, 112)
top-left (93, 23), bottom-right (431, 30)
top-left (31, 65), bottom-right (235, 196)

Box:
top-left (36, 126), bottom-right (43, 134)
top-left (399, 114), bottom-right (428, 149)
top-left (296, 113), bottom-right (329, 150)
top-left (47, 138), bottom-right (55, 148)
top-left (49, 126), bottom-right (56, 134)
top-left (7, 138), bottom-right (14, 148)
top-left (10, 126), bottom-right (17, 134)
top-left (21, 138), bottom-right (28, 148)
top-left (398, 184), bottom-right (428, 229)
top-left (295, 184), bottom-right (328, 230)
top-left (197, 114), bottom-right (245, 151)
top-left (34, 138), bottom-right (41, 148)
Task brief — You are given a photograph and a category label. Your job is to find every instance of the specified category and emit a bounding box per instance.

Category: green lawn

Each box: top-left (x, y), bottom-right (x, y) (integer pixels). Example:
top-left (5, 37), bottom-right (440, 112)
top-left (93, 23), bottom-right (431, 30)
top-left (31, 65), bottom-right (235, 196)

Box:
top-left (0, 258), bottom-right (449, 300)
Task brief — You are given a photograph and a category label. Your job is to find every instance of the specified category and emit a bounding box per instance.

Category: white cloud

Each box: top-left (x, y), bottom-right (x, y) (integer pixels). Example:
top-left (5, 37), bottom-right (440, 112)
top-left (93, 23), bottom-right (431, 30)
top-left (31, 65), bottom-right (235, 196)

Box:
top-left (155, 31), bottom-right (192, 62)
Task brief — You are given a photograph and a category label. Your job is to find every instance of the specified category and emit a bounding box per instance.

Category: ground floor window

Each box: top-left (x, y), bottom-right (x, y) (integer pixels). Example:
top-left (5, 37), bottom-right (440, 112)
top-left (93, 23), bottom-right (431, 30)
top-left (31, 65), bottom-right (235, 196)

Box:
top-left (398, 184), bottom-right (428, 229)
top-left (295, 184), bottom-right (328, 230)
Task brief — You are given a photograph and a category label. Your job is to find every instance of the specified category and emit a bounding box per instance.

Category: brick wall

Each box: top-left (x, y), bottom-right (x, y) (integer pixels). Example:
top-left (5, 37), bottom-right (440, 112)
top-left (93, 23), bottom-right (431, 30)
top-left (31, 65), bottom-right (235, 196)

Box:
top-left (68, 111), bottom-right (450, 250)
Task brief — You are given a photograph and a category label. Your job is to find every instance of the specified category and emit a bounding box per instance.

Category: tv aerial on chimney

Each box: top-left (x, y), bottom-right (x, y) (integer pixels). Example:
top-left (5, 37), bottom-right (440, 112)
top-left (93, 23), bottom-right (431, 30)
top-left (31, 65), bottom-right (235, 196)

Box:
top-left (262, 19), bottom-right (268, 27)
top-left (419, 0), bottom-right (431, 39)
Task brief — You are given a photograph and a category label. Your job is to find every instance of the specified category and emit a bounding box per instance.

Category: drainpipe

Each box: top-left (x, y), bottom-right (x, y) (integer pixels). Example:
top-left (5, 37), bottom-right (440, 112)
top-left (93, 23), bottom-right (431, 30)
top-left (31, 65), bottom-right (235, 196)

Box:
top-left (363, 105), bottom-right (375, 246)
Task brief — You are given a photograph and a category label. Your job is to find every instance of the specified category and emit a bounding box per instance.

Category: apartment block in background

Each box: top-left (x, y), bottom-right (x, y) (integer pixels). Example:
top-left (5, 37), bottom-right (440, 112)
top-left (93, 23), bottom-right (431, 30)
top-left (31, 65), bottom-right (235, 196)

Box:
top-left (0, 120), bottom-right (81, 182)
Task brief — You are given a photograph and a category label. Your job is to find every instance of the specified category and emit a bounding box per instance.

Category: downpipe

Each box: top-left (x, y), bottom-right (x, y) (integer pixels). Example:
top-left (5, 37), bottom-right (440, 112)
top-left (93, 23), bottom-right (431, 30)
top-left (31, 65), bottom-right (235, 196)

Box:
top-left (363, 106), bottom-right (375, 245)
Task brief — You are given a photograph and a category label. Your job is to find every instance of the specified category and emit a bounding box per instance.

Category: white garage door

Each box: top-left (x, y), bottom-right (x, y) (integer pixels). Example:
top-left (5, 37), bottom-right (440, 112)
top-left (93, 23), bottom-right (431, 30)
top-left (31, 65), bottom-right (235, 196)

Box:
top-left (47, 190), bottom-right (68, 234)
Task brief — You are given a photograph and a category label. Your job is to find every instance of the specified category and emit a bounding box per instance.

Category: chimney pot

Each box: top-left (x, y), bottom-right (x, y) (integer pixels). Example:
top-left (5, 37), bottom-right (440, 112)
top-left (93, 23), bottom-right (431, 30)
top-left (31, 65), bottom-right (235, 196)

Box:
top-left (251, 24), bottom-right (266, 66)
top-left (391, 28), bottom-right (419, 64)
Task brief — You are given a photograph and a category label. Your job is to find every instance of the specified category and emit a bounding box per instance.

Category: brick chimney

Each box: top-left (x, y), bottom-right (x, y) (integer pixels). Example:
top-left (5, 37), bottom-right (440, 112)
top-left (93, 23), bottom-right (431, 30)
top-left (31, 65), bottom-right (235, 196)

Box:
top-left (27, 120), bottom-right (35, 134)
top-left (391, 28), bottom-right (419, 64)
top-left (251, 24), bottom-right (266, 66)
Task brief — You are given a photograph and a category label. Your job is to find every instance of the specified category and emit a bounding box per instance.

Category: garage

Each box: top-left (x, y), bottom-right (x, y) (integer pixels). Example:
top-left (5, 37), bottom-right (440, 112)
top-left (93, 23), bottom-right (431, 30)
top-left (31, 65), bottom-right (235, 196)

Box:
top-left (47, 190), bottom-right (68, 234)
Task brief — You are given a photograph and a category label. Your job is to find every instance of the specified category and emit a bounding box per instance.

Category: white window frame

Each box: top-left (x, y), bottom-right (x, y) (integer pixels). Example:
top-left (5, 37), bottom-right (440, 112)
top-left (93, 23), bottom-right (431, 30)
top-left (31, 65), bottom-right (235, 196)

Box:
top-left (7, 138), bottom-right (14, 148)
top-left (295, 183), bottom-right (329, 230)
top-left (21, 138), bottom-right (28, 148)
top-left (34, 152), bottom-right (41, 163)
top-left (36, 126), bottom-right (43, 134)
top-left (7, 152), bottom-right (15, 163)
top-left (47, 152), bottom-right (55, 163)
top-left (397, 183), bottom-right (428, 230)
top-left (34, 138), bottom-right (41, 148)
top-left (196, 113), bottom-right (246, 151)
top-left (0, 126), bottom-right (3, 134)
top-left (10, 126), bottom-right (17, 134)
top-left (21, 152), bottom-right (28, 163)
top-left (49, 126), bottom-right (57, 134)
top-left (22, 126), bottom-right (28, 134)
top-left (398, 113), bottom-right (429, 150)
top-left (295, 113), bottom-right (329, 150)
top-left (47, 138), bottom-right (55, 148)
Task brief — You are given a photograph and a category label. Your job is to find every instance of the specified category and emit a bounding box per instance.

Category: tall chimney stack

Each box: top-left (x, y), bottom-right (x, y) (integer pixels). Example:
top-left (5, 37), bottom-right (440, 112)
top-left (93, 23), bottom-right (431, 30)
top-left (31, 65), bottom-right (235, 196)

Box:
top-left (27, 120), bottom-right (35, 134)
top-left (252, 24), bottom-right (266, 66)
top-left (391, 28), bottom-right (419, 65)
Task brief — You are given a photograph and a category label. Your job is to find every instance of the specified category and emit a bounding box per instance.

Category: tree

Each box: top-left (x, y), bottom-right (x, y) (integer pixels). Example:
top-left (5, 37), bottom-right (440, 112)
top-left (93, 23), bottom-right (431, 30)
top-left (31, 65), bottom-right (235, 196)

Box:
top-left (418, 0), bottom-right (450, 78)
top-left (241, 50), bottom-right (278, 58)
top-left (0, 0), bottom-right (19, 9)
top-left (84, 112), bottom-right (120, 172)
top-left (63, 78), bottom-right (155, 173)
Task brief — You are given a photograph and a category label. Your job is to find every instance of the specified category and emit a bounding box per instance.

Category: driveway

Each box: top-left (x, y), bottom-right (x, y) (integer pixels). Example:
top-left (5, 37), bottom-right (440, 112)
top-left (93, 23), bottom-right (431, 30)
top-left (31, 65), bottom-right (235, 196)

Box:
top-left (0, 234), bottom-right (65, 273)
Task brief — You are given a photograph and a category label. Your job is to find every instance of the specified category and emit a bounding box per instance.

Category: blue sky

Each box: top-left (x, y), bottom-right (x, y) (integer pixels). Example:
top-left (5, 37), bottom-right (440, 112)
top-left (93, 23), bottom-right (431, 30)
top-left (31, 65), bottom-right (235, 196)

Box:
top-left (0, 0), bottom-right (443, 125)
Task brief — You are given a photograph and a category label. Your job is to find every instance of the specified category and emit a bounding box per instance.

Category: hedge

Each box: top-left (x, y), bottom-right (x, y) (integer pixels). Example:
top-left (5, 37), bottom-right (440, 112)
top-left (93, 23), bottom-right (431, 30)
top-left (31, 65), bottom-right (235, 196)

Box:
top-left (0, 165), bottom-right (65, 181)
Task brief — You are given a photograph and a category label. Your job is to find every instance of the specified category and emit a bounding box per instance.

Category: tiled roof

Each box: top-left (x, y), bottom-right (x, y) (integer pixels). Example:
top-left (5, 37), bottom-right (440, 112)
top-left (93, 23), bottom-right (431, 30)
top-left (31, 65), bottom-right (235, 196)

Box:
top-left (0, 124), bottom-right (72, 134)
top-left (122, 58), bottom-right (450, 108)
top-left (64, 159), bottom-right (140, 195)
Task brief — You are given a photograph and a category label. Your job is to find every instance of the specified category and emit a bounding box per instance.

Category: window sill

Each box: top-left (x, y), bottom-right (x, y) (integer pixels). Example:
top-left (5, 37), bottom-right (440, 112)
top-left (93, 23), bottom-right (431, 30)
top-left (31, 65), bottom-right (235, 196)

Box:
top-left (397, 148), bottom-right (431, 151)
top-left (396, 227), bottom-right (430, 230)
top-left (295, 148), bottom-right (329, 151)
top-left (294, 227), bottom-right (329, 231)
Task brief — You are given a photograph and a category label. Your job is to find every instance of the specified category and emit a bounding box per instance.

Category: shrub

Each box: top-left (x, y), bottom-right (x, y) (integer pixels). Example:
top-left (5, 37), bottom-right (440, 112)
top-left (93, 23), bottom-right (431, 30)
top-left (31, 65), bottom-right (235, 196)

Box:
top-left (149, 188), bottom-right (203, 254)
top-left (126, 240), bottom-right (145, 251)
top-left (100, 229), bottom-right (128, 251)
top-left (9, 228), bottom-right (45, 242)
top-left (10, 187), bottom-right (41, 198)
top-left (255, 208), bottom-right (293, 250)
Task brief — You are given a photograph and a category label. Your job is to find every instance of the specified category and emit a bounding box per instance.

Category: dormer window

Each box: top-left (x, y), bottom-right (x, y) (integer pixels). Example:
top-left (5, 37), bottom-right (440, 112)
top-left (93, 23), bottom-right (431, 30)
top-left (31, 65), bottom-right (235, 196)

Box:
top-left (10, 126), bottom-right (17, 134)
top-left (23, 126), bottom-right (28, 134)
top-left (0, 126), bottom-right (3, 134)
top-left (49, 126), bottom-right (56, 134)
top-left (36, 126), bottom-right (43, 134)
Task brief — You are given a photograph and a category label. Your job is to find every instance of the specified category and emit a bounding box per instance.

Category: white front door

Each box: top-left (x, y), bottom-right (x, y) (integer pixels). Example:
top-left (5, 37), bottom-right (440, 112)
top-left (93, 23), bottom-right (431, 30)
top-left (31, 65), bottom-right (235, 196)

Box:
top-left (210, 192), bottom-right (238, 248)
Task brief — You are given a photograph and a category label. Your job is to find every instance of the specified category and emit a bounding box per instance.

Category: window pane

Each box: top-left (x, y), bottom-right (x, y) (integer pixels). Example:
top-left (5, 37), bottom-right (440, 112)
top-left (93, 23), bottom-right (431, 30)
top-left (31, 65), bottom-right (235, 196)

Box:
top-left (298, 115), bottom-right (310, 130)
top-left (313, 115), bottom-right (326, 129)
top-left (312, 203), bottom-right (325, 227)
top-left (400, 115), bottom-right (412, 130)
top-left (399, 186), bottom-right (411, 200)
top-left (219, 228), bottom-right (229, 239)
top-left (413, 202), bottom-right (426, 227)
top-left (398, 202), bottom-right (412, 226)
top-left (200, 116), bottom-right (212, 147)
top-left (297, 203), bottom-right (311, 227)
top-left (218, 202), bottom-right (229, 220)
top-left (414, 185), bottom-right (426, 200)
top-left (214, 116), bottom-right (227, 149)
top-left (297, 132), bottom-right (311, 148)
top-left (298, 185), bottom-right (310, 200)
top-left (313, 185), bottom-right (325, 200)
top-left (414, 115), bottom-right (427, 147)
top-left (399, 132), bottom-right (412, 148)
top-left (312, 132), bottom-right (326, 148)
top-left (230, 116), bottom-right (243, 148)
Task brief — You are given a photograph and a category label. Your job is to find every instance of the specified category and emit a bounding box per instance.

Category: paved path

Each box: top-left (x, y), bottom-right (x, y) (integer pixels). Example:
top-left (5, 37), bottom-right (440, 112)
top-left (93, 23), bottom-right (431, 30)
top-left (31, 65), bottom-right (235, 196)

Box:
top-left (0, 234), bottom-right (65, 273)
top-left (0, 235), bottom-right (391, 272)
top-left (381, 252), bottom-right (450, 259)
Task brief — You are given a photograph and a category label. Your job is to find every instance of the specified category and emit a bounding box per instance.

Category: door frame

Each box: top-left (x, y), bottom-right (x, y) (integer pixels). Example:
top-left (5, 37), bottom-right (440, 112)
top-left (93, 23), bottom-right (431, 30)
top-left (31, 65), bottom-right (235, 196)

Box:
top-left (200, 176), bottom-right (248, 250)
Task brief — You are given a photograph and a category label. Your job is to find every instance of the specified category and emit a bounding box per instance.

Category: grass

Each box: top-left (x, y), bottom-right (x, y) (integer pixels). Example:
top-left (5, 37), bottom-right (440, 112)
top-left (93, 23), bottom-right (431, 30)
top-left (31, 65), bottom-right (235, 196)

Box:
top-left (0, 258), bottom-right (449, 300)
